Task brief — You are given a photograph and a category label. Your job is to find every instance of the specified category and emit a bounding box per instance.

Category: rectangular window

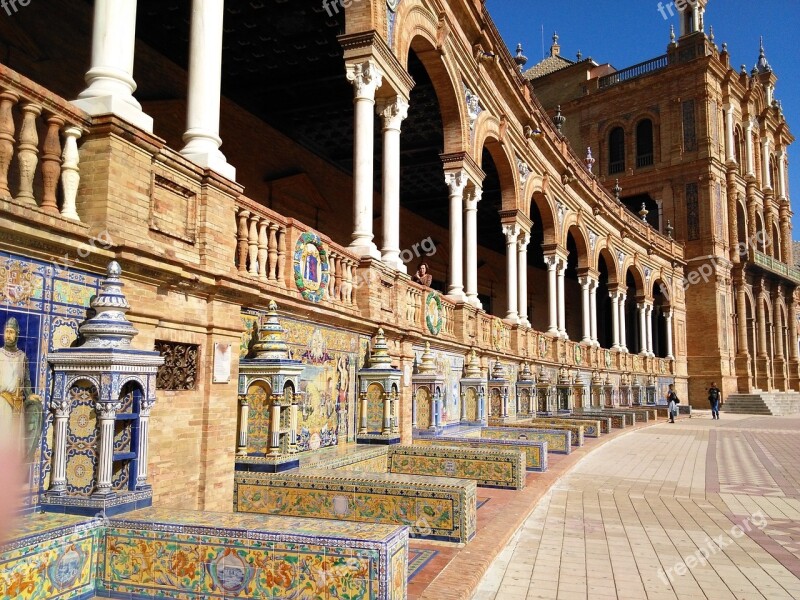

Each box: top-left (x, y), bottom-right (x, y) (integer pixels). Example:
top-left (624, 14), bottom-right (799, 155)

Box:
top-left (155, 340), bottom-right (199, 390)
top-left (686, 182), bottom-right (700, 241)
top-left (683, 100), bottom-right (697, 152)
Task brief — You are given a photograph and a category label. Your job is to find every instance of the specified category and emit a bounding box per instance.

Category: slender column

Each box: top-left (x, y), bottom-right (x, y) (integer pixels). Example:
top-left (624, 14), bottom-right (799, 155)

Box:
top-left (392, 391), bottom-right (399, 434)
top-left (589, 278), bottom-right (599, 347)
top-left (619, 293), bottom-right (628, 352)
top-left (358, 392), bottom-right (368, 435)
top-left (429, 392), bottom-right (437, 430)
top-left (545, 256), bottom-right (559, 336)
top-left (236, 395), bottom-right (249, 456)
top-left (40, 116), bottom-right (64, 213)
top-left (646, 303), bottom-right (655, 357)
top-left (236, 211), bottom-right (250, 272)
top-left (268, 396), bottom-right (281, 455)
top-left (347, 61), bottom-right (383, 259)
top-left (48, 396), bottom-right (70, 495)
top-left (465, 187), bottom-right (483, 307)
top-left (665, 309), bottom-right (675, 360)
top-left (460, 391), bottom-right (468, 421)
top-left (94, 401), bottom-right (121, 497)
top-left (289, 396), bottom-right (299, 452)
top-left (60, 127), bottom-right (82, 221)
top-left (74, 0), bottom-right (152, 132)
top-left (268, 223), bottom-right (279, 280)
top-left (378, 96), bottom-right (409, 272)
top-left (778, 148), bottom-right (788, 199)
top-left (518, 232), bottom-right (530, 326)
top-left (247, 215), bottom-right (259, 276)
top-left (503, 223), bottom-right (520, 322)
top-left (637, 302), bottom-right (648, 355)
top-left (135, 399), bottom-right (155, 489)
top-left (445, 170), bottom-right (468, 300)
top-left (257, 219), bottom-right (268, 281)
top-left (557, 257), bottom-right (567, 339)
top-left (16, 103), bottom-right (41, 204)
top-left (724, 104), bottom-right (736, 165)
top-left (0, 91), bottom-right (17, 198)
top-left (745, 120), bottom-right (755, 178)
top-left (757, 290), bottom-right (768, 356)
top-left (579, 276), bottom-right (592, 344)
top-left (610, 291), bottom-right (621, 350)
top-left (382, 390), bottom-right (392, 434)
top-left (761, 138), bottom-right (772, 190)
top-left (789, 300), bottom-right (799, 361)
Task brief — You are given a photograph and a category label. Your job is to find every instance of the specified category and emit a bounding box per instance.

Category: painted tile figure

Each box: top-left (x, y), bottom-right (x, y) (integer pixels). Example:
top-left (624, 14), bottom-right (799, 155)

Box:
top-left (0, 316), bottom-right (43, 461)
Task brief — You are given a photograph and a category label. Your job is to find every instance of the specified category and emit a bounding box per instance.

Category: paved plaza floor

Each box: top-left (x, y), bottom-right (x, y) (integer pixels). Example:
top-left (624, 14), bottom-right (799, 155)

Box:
top-left (472, 413), bottom-right (800, 600)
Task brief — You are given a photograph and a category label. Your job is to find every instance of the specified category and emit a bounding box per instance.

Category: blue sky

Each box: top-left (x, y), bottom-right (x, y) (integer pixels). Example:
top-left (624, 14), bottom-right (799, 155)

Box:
top-left (487, 0), bottom-right (800, 234)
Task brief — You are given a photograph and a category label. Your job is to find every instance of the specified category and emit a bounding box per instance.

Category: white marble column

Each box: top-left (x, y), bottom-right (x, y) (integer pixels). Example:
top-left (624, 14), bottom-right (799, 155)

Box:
top-left (269, 396), bottom-right (281, 455)
top-left (724, 104), bottom-right (736, 164)
top-left (446, 170), bottom-right (468, 300)
top-left (665, 309), bottom-right (675, 360)
top-left (762, 138), bottom-right (772, 190)
top-left (638, 302), bottom-right (648, 355)
top-left (646, 303), bottom-right (655, 357)
top-left (289, 396), bottom-right (299, 452)
top-left (382, 390), bottom-right (392, 434)
top-left (465, 187), bottom-right (482, 308)
top-left (503, 223), bottom-right (520, 323)
top-left (778, 148), bottom-right (788, 200)
top-left (545, 256), bottom-right (559, 336)
top-left (94, 401), bottom-right (121, 497)
top-left (378, 96), bottom-right (409, 272)
top-left (358, 392), bottom-right (368, 435)
top-left (745, 120), bottom-right (755, 177)
top-left (517, 232), bottom-right (530, 327)
top-left (347, 61), bottom-right (383, 259)
top-left (236, 396), bottom-right (249, 456)
top-left (619, 292), bottom-right (628, 352)
top-left (610, 291), bottom-right (621, 351)
top-left (579, 275), bottom-right (592, 344)
top-left (180, 0), bottom-right (235, 179)
top-left (589, 277), bottom-right (599, 347)
top-left (48, 398), bottom-right (70, 495)
top-left (557, 257), bottom-right (568, 339)
top-left (74, 0), bottom-right (151, 131)
top-left (135, 399), bottom-right (154, 489)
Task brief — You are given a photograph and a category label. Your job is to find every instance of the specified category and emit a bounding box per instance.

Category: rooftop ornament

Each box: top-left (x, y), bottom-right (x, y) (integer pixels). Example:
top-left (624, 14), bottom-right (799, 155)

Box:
top-left (514, 43), bottom-right (528, 71)
top-left (639, 203), bottom-right (649, 222)
top-left (584, 147), bottom-right (595, 173)
top-left (613, 179), bottom-right (622, 202)
top-left (552, 105), bottom-right (566, 133)
top-left (666, 220), bottom-right (674, 239)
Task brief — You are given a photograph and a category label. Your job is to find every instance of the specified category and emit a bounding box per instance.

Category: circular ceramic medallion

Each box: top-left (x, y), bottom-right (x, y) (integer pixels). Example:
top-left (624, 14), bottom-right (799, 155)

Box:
top-left (66, 454), bottom-right (94, 490)
top-left (538, 335), bottom-right (548, 358)
top-left (293, 232), bottom-right (330, 303)
top-left (574, 344), bottom-right (583, 366)
top-left (425, 291), bottom-right (443, 335)
top-left (52, 323), bottom-right (78, 350)
top-left (49, 546), bottom-right (85, 589)
top-left (604, 349), bottom-right (612, 369)
top-left (68, 404), bottom-right (96, 439)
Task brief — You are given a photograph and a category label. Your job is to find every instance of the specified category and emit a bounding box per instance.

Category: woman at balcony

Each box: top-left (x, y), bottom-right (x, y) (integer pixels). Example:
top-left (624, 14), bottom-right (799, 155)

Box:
top-left (412, 262), bottom-right (432, 287)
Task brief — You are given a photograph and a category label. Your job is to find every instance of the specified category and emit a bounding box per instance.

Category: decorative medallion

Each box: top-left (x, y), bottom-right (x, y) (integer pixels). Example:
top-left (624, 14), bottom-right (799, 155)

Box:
top-left (69, 404), bottom-right (96, 439)
top-left (66, 454), bottom-right (94, 491)
top-left (293, 232), bottom-right (330, 303)
top-left (208, 549), bottom-right (253, 595)
top-left (425, 291), bottom-right (443, 336)
top-left (604, 349), bottom-right (612, 369)
top-left (538, 334), bottom-right (548, 358)
top-left (49, 544), bottom-right (86, 590)
top-left (0, 259), bottom-right (35, 306)
top-left (574, 344), bottom-right (583, 366)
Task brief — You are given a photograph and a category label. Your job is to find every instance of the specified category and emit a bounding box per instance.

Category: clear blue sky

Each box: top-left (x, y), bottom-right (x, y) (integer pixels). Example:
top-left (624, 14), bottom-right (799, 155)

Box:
top-left (487, 0), bottom-right (800, 234)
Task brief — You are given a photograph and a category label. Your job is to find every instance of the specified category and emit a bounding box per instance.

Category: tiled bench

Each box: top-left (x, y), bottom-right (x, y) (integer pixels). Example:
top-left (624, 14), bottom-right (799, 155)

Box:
top-left (576, 409), bottom-right (635, 427)
top-left (388, 444), bottom-right (526, 490)
top-left (526, 417), bottom-right (600, 438)
top-left (480, 426), bottom-right (572, 454)
top-left (566, 414), bottom-right (612, 434)
top-left (234, 469), bottom-right (476, 543)
top-left (489, 419), bottom-right (583, 447)
top-left (414, 436), bottom-right (548, 472)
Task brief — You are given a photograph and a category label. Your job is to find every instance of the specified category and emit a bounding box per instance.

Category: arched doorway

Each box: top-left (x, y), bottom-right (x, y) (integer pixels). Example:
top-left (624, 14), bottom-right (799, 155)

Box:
top-left (596, 249), bottom-right (616, 349)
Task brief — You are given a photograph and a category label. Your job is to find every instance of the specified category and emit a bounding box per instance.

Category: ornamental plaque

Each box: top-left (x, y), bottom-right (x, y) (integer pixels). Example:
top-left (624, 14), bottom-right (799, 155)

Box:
top-left (293, 232), bottom-right (330, 303)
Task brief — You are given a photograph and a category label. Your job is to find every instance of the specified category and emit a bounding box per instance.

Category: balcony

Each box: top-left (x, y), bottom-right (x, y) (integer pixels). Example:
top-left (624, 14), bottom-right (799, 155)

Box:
top-left (598, 55), bottom-right (669, 89)
top-left (751, 250), bottom-right (800, 284)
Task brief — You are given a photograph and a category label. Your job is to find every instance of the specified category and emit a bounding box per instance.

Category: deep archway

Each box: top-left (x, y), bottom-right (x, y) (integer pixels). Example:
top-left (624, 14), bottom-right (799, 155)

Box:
top-left (597, 251), bottom-right (615, 348)
top-left (623, 268), bottom-right (644, 353)
top-left (527, 198), bottom-right (548, 331)
top-left (565, 227), bottom-right (590, 341)
top-left (652, 279), bottom-right (670, 358)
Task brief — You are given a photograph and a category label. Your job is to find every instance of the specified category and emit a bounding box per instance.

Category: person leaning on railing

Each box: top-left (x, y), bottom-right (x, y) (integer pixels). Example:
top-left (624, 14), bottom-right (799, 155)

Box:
top-left (412, 262), bottom-right (432, 287)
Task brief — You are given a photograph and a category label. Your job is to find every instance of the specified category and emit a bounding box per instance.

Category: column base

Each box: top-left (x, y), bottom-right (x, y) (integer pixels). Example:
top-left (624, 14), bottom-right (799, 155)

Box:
top-left (380, 253), bottom-right (408, 274)
top-left (546, 328), bottom-right (560, 337)
top-left (445, 289), bottom-right (467, 303)
top-left (756, 356), bottom-right (773, 392)
top-left (349, 240), bottom-right (382, 260)
top-left (73, 95), bottom-right (153, 133)
top-left (467, 296), bottom-right (483, 310)
top-left (773, 357), bottom-right (788, 391)
top-left (180, 149), bottom-right (237, 180)
top-left (504, 313), bottom-right (519, 324)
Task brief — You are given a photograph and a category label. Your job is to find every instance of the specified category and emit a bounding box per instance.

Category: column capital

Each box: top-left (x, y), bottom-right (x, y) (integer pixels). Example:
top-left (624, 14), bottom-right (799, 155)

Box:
top-left (517, 230), bottom-right (531, 249)
top-left (377, 96), bottom-right (409, 131)
top-left (346, 60), bottom-right (383, 101)
top-left (502, 222), bottom-right (521, 242)
top-left (464, 185), bottom-right (482, 210)
top-left (445, 169), bottom-right (468, 196)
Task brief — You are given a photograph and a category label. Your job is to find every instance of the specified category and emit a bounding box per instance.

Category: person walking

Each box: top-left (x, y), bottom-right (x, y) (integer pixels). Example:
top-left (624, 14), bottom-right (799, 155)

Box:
top-left (708, 382), bottom-right (721, 420)
top-left (666, 384), bottom-right (679, 423)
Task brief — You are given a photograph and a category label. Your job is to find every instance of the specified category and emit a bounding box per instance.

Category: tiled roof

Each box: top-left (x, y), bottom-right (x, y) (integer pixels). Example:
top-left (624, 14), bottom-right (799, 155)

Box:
top-left (523, 54), bottom-right (575, 80)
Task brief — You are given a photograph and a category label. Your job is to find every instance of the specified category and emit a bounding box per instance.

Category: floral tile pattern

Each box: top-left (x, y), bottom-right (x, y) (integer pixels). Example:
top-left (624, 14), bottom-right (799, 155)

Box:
top-left (413, 436), bottom-right (548, 472)
top-left (481, 426), bottom-right (572, 454)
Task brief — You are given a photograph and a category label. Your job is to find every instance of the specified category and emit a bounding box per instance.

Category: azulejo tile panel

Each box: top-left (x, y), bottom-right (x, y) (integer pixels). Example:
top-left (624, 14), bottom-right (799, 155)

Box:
top-left (387, 445), bottom-right (525, 490)
top-left (414, 436), bottom-right (548, 472)
top-left (234, 469), bottom-right (476, 543)
top-left (411, 345), bottom-right (465, 426)
top-left (489, 419), bottom-right (584, 446)
top-left (481, 426), bottom-right (572, 454)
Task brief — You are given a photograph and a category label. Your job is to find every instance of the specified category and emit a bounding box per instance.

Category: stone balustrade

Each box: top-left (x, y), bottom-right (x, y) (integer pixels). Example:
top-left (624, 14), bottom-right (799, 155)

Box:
top-left (235, 199), bottom-right (287, 283)
top-left (0, 64), bottom-right (90, 221)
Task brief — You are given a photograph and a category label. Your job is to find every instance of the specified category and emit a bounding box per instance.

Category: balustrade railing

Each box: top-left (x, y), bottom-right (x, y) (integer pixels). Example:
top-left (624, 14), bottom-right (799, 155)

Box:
top-left (0, 65), bottom-right (90, 221)
top-left (598, 55), bottom-right (669, 89)
top-left (752, 249), bottom-right (800, 284)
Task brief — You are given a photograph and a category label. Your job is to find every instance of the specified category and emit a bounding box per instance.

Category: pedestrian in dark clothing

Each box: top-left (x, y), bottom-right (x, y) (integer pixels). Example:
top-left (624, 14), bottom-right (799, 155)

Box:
top-left (708, 382), bottom-right (721, 420)
top-left (666, 384), bottom-right (679, 423)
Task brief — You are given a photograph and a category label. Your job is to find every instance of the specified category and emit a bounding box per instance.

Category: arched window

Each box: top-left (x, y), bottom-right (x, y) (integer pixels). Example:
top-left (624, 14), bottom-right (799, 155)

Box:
top-left (636, 119), bottom-right (654, 168)
top-left (609, 127), bottom-right (625, 174)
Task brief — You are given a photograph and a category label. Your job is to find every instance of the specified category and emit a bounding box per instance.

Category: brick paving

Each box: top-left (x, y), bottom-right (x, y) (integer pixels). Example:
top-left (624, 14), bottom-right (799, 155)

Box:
top-left (472, 413), bottom-right (800, 600)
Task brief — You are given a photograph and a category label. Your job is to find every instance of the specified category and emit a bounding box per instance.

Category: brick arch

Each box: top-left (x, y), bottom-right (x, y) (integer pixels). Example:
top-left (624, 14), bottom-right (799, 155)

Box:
top-left (474, 116), bottom-right (519, 212)
top-left (595, 242), bottom-right (620, 286)
top-left (564, 223), bottom-right (591, 270)
top-left (527, 189), bottom-right (558, 246)
top-left (633, 111), bottom-right (659, 165)
top-left (394, 2), bottom-right (467, 154)
top-left (601, 120), bottom-right (629, 176)
top-left (621, 261), bottom-right (647, 300)
top-left (651, 276), bottom-right (672, 307)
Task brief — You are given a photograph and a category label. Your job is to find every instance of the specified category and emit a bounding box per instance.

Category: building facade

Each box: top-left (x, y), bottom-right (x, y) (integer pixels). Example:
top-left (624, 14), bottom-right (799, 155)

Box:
top-left (528, 0), bottom-right (797, 404)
